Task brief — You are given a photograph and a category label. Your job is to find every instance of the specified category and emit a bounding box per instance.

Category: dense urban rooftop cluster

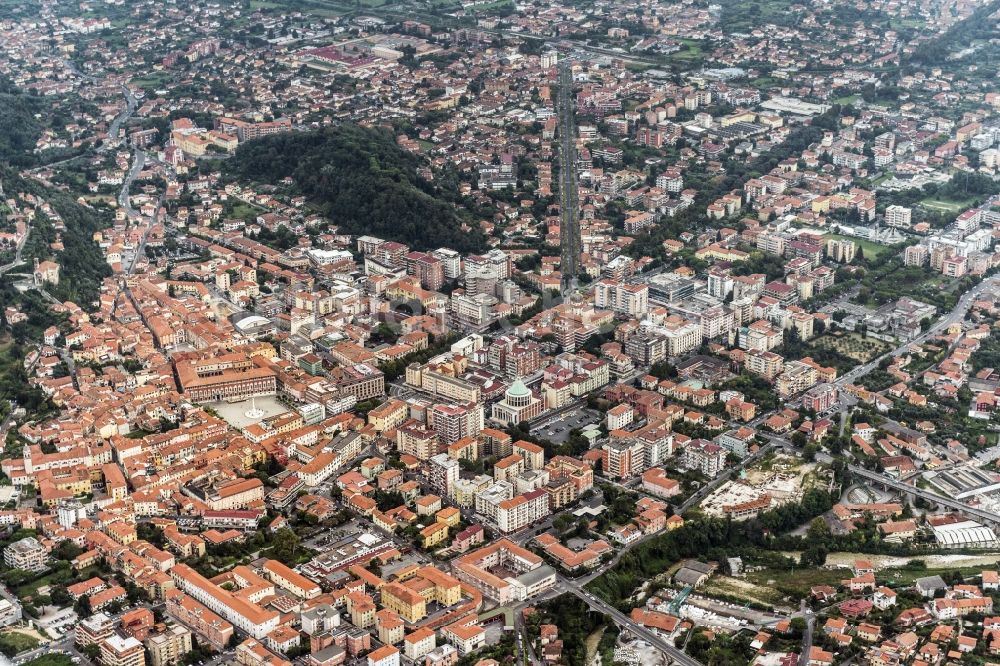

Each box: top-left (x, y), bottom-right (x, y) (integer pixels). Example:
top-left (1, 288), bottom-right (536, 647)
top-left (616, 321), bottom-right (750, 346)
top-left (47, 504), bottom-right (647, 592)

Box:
top-left (3, 0), bottom-right (1000, 665)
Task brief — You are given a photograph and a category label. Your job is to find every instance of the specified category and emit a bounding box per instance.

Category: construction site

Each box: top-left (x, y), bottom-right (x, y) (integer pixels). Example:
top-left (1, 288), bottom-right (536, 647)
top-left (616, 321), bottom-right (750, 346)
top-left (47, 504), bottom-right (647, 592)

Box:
top-left (699, 453), bottom-right (835, 521)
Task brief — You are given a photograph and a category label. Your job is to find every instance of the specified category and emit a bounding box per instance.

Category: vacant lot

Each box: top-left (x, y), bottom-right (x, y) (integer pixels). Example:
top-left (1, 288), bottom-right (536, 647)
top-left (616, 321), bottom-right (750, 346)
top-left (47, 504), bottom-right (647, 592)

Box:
top-left (811, 332), bottom-right (890, 362)
top-left (745, 567), bottom-right (844, 601)
top-left (702, 575), bottom-right (787, 607)
top-left (0, 630), bottom-right (39, 657)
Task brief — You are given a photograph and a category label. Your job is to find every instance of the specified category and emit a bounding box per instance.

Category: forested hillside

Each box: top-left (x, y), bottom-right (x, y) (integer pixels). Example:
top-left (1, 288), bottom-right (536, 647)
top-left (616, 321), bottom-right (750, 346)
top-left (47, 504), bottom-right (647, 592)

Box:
top-left (0, 165), bottom-right (111, 308)
top-left (229, 124), bottom-right (487, 253)
top-left (0, 79), bottom-right (44, 167)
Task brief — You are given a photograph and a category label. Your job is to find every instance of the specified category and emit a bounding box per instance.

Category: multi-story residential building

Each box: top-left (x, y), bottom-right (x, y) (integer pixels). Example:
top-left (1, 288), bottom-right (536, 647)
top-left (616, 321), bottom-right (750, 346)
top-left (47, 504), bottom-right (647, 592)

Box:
top-left (661, 319), bottom-right (703, 357)
top-left (776, 360), bottom-right (819, 397)
top-left (451, 293), bottom-right (500, 330)
top-left (942, 255), bottom-right (967, 277)
top-left (825, 238), bottom-right (857, 263)
top-left (594, 281), bottom-right (649, 317)
top-left (495, 489), bottom-right (549, 534)
top-left (442, 622), bottom-right (485, 656)
top-left (452, 474), bottom-right (493, 509)
top-left (624, 331), bottom-right (667, 366)
top-left (145, 626), bottom-right (193, 666)
top-left (432, 248), bottom-right (462, 280)
top-left (904, 244), bottom-right (928, 266)
top-left (404, 628), bottom-right (436, 661)
top-left (407, 364), bottom-right (482, 403)
top-left (465, 250), bottom-right (511, 282)
top-left (885, 205), bottom-right (912, 229)
top-left (487, 338), bottom-right (543, 380)
top-left (745, 350), bottom-right (784, 380)
top-left (545, 456), bottom-right (593, 497)
top-left (367, 645), bottom-right (400, 666)
top-left (707, 267), bottom-right (734, 299)
top-left (367, 399), bottom-right (409, 433)
top-left (430, 402), bottom-right (483, 444)
top-left (452, 540), bottom-right (556, 604)
top-left (427, 454), bottom-right (460, 498)
top-left (76, 613), bottom-right (116, 647)
top-left (260, 560), bottom-right (320, 600)
top-left (641, 468), bottom-right (680, 498)
top-left (601, 439), bottom-right (645, 479)
top-left (328, 363), bottom-right (385, 401)
top-left (4, 537), bottom-right (47, 572)
top-left (164, 592), bottom-right (234, 650)
top-left (513, 440), bottom-right (545, 470)
top-left (604, 404), bottom-right (634, 432)
top-left (397, 422), bottom-right (442, 461)
top-left (683, 440), bottom-right (727, 477)
top-left (656, 168), bottom-right (683, 192)
top-left (404, 251), bottom-right (445, 290)
top-left (742, 320), bottom-right (782, 352)
top-left (493, 455), bottom-right (524, 483)
top-left (101, 635), bottom-right (146, 666)
top-left (802, 383), bottom-right (839, 413)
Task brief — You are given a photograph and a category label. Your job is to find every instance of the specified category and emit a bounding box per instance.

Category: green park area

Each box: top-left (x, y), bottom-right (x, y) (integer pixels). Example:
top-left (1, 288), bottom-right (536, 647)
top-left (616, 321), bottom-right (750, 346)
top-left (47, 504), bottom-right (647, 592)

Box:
top-left (131, 72), bottom-right (172, 91)
top-left (823, 233), bottom-right (888, 259)
top-left (919, 197), bottom-right (977, 214)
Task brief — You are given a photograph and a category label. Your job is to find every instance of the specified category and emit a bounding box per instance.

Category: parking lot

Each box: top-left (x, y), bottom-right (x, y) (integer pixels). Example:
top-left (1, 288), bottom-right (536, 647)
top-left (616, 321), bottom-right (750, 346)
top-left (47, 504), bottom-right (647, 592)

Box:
top-left (531, 407), bottom-right (603, 444)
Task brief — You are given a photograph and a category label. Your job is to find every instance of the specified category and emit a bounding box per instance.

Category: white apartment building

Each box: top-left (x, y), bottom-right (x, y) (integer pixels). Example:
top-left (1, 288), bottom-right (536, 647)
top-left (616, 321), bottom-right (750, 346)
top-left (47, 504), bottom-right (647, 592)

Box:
top-left (885, 205), bottom-right (912, 228)
top-left (495, 489), bottom-right (549, 534)
top-left (594, 281), bottom-right (649, 317)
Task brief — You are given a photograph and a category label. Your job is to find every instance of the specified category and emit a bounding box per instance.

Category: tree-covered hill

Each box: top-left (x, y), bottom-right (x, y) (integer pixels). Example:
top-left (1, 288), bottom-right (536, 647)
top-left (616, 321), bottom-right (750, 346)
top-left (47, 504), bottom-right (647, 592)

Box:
top-left (228, 124), bottom-right (487, 253)
top-left (0, 165), bottom-right (112, 309)
top-left (0, 79), bottom-right (45, 167)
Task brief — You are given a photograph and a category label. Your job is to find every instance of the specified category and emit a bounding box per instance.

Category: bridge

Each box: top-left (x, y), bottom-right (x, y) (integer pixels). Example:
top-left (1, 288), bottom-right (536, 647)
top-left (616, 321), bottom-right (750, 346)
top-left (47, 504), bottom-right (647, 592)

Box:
top-left (847, 464), bottom-right (1000, 528)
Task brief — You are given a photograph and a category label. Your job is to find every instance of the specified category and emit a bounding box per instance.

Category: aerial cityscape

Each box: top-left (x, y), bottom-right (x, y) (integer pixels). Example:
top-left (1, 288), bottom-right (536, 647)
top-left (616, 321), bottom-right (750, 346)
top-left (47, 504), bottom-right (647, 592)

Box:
top-left (4, 0), bottom-right (1000, 665)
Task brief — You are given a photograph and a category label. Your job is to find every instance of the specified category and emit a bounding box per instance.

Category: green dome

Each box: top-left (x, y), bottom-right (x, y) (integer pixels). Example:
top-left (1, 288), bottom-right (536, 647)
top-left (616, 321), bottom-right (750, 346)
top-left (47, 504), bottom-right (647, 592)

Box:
top-left (507, 379), bottom-right (530, 397)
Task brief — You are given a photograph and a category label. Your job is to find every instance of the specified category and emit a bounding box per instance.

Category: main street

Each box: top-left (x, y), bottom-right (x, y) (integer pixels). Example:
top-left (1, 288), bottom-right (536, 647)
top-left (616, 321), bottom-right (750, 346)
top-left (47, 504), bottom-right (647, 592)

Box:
top-left (65, 60), bottom-right (138, 153)
top-left (556, 61), bottom-right (579, 295)
top-left (797, 602), bottom-right (815, 666)
top-left (118, 150), bottom-right (145, 219)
